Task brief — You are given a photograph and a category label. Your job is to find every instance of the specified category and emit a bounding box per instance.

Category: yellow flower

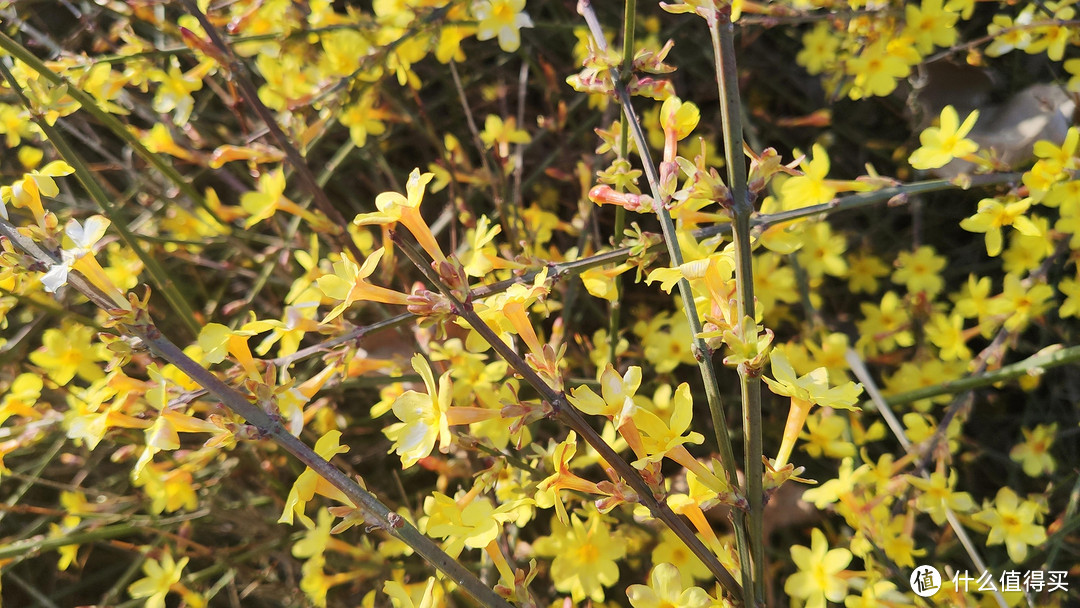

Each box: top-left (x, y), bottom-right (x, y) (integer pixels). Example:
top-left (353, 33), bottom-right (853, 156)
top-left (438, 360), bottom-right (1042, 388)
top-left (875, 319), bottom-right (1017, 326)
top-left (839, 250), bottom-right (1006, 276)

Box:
top-left (422, 489), bottom-right (525, 584)
top-left (1009, 423), bottom-right (1057, 476)
top-left (354, 168), bottom-right (446, 263)
top-left (1001, 214), bottom-right (1052, 275)
top-left (844, 579), bottom-right (910, 607)
top-left (532, 510), bottom-right (626, 602)
top-left (797, 23), bottom-right (840, 75)
top-left (133, 462), bottom-right (200, 515)
top-left (659, 96), bottom-right (700, 142)
top-left (580, 263), bottom-right (633, 301)
top-left (627, 563), bottom-right (711, 608)
top-left (795, 221), bottom-right (848, 279)
top-left (752, 251), bottom-right (798, 315)
top-left (142, 123), bottom-right (195, 161)
top-left (876, 510), bottom-right (926, 568)
top-left (650, 530), bottom-right (712, 586)
top-left (846, 250), bottom-right (890, 294)
top-left (197, 321), bottom-right (277, 381)
top-left (299, 553), bottom-right (333, 608)
top-left (383, 355), bottom-right (452, 469)
top-left (990, 273), bottom-right (1054, 332)
top-left (885, 360), bottom-right (964, 412)
top-left (422, 492), bottom-right (499, 557)
top-left (764, 350), bottom-right (862, 468)
top-left (784, 528), bottom-right (852, 608)
top-left (0, 103), bottom-right (38, 149)
top-left (856, 291), bottom-right (914, 355)
top-left (241, 168), bottom-right (332, 231)
top-left (781, 144), bottom-right (836, 209)
top-left (0, 160), bottom-right (75, 224)
top-left (765, 351), bottom-right (861, 408)
top-left (846, 39), bottom-right (910, 99)
top-left (436, 23), bottom-right (476, 64)
top-left (906, 469), bottom-right (975, 525)
top-left (149, 58), bottom-right (213, 125)
top-left (1032, 126), bottom-right (1079, 172)
top-left (279, 430), bottom-right (354, 527)
top-left (802, 457), bottom-right (869, 509)
top-left (384, 578), bottom-right (438, 608)
top-left (924, 312), bottom-right (971, 361)
top-left (40, 215), bottom-right (130, 308)
top-left (567, 364), bottom-right (642, 420)
top-left (340, 91), bottom-right (389, 148)
top-left (1045, 178), bottom-right (1080, 211)
top-left (29, 323), bottom-right (109, 386)
top-left (986, 11), bottom-right (1035, 56)
top-left (1023, 159), bottom-right (1064, 202)
top-left (316, 248), bottom-right (411, 324)
top-left (1060, 273), bottom-right (1080, 318)
top-left (636, 312), bottom-right (699, 373)
top-left (1026, 1), bottom-right (1075, 61)
top-left (908, 105), bottom-right (979, 170)
top-left (460, 215), bottom-right (505, 277)
top-left (535, 431), bottom-right (601, 524)
top-left (127, 550), bottom-right (189, 608)
top-left (383, 355), bottom-right (497, 469)
top-left (474, 0), bottom-right (534, 52)
top-left (891, 245), bottom-right (946, 297)
top-left (954, 274), bottom-right (994, 329)
top-left (631, 383), bottom-right (705, 469)
top-left (972, 487), bottom-right (1047, 563)
top-left (903, 0), bottom-right (959, 54)
top-left (17, 145), bottom-right (44, 170)
top-left (139, 363), bottom-right (224, 459)
top-left (959, 196), bottom-right (1041, 257)
top-left (480, 114), bottom-right (531, 158)
top-left (800, 413), bottom-right (855, 459)
top-left (588, 328), bottom-right (629, 372)
top-left (0, 372), bottom-right (43, 424)
top-left (1066, 57), bottom-right (1080, 92)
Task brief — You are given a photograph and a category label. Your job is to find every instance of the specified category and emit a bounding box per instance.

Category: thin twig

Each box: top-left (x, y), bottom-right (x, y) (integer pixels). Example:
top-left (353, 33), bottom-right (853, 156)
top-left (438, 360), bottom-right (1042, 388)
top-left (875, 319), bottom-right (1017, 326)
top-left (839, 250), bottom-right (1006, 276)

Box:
top-left (707, 9), bottom-right (765, 603)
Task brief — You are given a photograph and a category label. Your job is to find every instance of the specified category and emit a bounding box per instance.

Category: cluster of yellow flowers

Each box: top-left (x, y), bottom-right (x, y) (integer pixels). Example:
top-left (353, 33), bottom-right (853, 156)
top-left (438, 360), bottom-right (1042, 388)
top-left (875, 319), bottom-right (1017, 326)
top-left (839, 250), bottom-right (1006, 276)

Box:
top-left (0, 1), bottom-right (1077, 607)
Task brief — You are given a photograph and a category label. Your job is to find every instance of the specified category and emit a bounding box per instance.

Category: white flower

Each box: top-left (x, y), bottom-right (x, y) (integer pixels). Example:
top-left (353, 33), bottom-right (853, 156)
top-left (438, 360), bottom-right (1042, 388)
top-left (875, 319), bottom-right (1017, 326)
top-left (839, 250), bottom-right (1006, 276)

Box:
top-left (40, 215), bottom-right (111, 293)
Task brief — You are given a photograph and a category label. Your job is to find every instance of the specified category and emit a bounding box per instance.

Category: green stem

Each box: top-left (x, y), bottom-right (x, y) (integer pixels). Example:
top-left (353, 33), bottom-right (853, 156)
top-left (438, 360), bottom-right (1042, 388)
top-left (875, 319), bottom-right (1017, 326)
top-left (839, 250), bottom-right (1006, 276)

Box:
top-left (0, 523), bottom-right (143, 560)
top-left (709, 10), bottom-right (764, 604)
top-left (883, 344), bottom-right (1080, 406)
top-left (757, 172), bottom-right (1021, 228)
